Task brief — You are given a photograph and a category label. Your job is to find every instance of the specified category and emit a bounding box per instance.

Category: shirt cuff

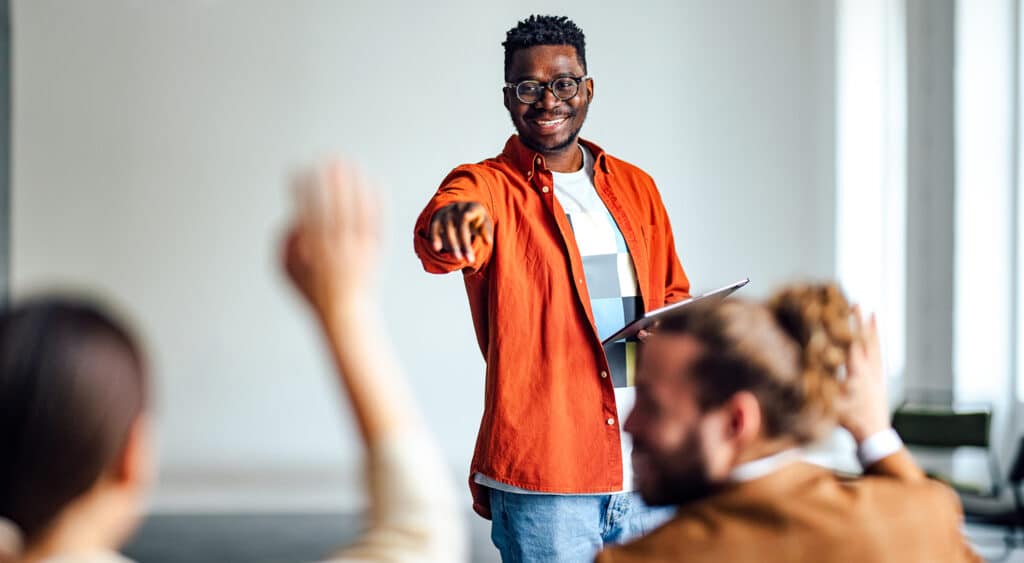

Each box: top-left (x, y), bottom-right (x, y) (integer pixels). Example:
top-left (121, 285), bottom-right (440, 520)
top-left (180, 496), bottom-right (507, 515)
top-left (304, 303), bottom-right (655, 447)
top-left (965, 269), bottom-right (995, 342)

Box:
top-left (856, 428), bottom-right (904, 468)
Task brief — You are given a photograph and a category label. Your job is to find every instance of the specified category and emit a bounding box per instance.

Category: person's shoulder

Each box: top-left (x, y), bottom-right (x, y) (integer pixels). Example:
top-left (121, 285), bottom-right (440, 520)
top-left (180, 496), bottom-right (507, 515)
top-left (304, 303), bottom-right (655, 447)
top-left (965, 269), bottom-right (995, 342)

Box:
top-left (594, 149), bottom-right (656, 183)
top-left (444, 148), bottom-right (521, 182)
top-left (822, 468), bottom-right (966, 546)
top-left (851, 470), bottom-right (962, 509)
top-left (826, 472), bottom-right (974, 559)
top-left (446, 155), bottom-right (500, 174)
top-left (586, 145), bottom-right (664, 205)
top-left (440, 159), bottom-right (510, 189)
top-left (603, 152), bottom-right (648, 173)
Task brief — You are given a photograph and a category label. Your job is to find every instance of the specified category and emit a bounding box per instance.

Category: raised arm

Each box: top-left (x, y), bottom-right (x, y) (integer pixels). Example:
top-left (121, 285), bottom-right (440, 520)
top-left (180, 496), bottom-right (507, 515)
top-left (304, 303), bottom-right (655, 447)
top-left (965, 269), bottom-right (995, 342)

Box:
top-left (283, 160), bottom-right (466, 562)
top-left (838, 310), bottom-right (981, 562)
top-left (837, 309), bottom-right (924, 480)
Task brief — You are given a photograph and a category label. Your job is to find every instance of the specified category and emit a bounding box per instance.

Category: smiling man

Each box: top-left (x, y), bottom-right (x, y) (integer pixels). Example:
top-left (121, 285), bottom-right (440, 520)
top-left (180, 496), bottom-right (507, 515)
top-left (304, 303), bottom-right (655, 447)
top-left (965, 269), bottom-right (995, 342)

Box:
top-left (413, 15), bottom-right (691, 562)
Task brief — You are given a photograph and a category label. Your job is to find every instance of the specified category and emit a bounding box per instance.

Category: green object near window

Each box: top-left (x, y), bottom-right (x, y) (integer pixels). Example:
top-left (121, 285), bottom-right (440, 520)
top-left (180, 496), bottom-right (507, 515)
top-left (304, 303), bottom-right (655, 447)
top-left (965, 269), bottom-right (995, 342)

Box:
top-left (891, 406), bottom-right (990, 448)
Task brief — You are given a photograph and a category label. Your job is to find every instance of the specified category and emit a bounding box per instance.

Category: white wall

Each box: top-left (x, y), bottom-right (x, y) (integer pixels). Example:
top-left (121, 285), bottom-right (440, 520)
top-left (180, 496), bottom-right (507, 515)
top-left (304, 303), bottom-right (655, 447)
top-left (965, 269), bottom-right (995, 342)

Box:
top-left (11, 0), bottom-right (836, 510)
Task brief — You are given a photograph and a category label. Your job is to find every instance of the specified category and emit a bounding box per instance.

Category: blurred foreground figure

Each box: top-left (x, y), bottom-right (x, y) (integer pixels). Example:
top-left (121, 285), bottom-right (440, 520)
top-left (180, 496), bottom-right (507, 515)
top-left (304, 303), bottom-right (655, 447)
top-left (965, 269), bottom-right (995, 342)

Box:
top-left (283, 160), bottom-right (466, 562)
top-left (0, 159), bottom-right (466, 563)
top-left (596, 283), bottom-right (981, 563)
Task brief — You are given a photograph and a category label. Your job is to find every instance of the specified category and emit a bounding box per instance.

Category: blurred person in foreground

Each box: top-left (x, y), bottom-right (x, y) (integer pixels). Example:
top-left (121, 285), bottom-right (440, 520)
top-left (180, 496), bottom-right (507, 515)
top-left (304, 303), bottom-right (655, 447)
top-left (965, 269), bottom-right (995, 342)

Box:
top-left (0, 160), bottom-right (465, 563)
top-left (595, 283), bottom-right (981, 562)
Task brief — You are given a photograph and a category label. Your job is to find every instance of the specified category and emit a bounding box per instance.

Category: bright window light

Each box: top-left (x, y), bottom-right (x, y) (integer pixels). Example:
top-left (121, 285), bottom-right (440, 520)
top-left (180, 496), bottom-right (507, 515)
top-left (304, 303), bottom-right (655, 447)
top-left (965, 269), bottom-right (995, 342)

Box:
top-left (835, 0), bottom-right (906, 383)
top-left (954, 0), bottom-right (1014, 404)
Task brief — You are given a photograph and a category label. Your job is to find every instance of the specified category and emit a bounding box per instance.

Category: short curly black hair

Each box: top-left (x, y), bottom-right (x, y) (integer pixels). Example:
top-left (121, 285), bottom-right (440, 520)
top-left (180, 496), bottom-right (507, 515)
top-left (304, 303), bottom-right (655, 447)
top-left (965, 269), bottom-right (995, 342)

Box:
top-left (503, 15), bottom-right (587, 80)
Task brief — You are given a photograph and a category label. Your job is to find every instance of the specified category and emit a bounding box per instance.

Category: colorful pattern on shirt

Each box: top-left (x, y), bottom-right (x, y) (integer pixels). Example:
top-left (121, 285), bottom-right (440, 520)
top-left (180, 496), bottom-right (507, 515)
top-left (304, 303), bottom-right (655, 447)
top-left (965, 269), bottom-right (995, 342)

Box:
top-left (566, 211), bottom-right (643, 388)
top-left (554, 146), bottom-right (642, 493)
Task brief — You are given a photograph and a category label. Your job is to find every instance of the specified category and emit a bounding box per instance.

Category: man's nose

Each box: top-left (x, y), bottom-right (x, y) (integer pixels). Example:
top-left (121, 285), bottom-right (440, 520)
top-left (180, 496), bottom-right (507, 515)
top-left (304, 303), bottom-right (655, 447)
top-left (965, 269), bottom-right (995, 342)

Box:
top-left (532, 87), bottom-right (562, 110)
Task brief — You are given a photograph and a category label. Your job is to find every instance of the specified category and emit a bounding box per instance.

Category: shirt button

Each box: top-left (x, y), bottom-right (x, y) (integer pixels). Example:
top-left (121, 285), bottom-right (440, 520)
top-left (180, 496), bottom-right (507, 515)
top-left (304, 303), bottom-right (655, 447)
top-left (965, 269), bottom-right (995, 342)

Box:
top-left (606, 418), bottom-right (615, 426)
top-left (600, 371), bottom-right (608, 378)
top-left (542, 186), bottom-right (550, 193)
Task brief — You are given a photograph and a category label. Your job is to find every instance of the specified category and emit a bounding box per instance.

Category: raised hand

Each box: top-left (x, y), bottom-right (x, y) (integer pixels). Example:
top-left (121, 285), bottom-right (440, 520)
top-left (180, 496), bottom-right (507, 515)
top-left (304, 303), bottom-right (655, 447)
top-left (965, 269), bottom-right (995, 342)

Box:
top-left (836, 308), bottom-right (890, 443)
top-left (429, 201), bottom-right (494, 264)
top-left (282, 159), bottom-right (380, 319)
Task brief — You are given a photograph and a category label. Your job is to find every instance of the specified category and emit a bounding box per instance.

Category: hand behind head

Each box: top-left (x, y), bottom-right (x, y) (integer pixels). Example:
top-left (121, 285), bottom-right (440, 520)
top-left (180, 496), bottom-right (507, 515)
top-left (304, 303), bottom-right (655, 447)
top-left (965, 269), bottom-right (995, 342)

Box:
top-left (836, 309), bottom-right (890, 442)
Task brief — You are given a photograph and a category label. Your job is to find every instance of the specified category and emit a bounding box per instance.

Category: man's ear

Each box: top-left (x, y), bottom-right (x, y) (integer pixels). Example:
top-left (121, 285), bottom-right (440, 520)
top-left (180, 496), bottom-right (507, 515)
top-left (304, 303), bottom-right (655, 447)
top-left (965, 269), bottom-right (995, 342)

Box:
top-left (111, 416), bottom-right (152, 486)
top-left (503, 88), bottom-right (511, 111)
top-left (728, 391), bottom-right (764, 446)
top-left (585, 77), bottom-right (594, 102)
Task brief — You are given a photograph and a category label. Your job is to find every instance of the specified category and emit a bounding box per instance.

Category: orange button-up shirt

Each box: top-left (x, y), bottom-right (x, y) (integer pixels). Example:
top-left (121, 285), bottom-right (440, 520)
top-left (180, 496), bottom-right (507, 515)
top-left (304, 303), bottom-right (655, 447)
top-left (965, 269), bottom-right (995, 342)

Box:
top-left (414, 135), bottom-right (691, 518)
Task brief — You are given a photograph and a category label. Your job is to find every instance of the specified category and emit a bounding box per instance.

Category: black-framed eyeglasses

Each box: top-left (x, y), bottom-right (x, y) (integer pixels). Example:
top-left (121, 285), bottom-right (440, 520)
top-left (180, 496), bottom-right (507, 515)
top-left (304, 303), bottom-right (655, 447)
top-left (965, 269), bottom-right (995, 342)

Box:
top-left (504, 75), bottom-right (590, 105)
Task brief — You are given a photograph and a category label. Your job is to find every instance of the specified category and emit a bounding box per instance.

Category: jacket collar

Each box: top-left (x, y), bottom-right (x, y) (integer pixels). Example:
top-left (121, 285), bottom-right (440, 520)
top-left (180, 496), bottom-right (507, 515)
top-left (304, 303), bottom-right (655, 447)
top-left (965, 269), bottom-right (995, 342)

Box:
top-left (704, 462), bottom-right (832, 510)
top-left (501, 135), bottom-right (612, 179)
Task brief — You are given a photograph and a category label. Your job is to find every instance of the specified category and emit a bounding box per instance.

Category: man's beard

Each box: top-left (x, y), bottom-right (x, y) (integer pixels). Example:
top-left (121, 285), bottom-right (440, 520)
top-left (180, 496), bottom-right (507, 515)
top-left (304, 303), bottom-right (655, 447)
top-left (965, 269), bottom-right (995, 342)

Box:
top-left (517, 124), bottom-right (582, 154)
top-left (635, 426), bottom-right (721, 507)
top-left (511, 110), bottom-right (583, 155)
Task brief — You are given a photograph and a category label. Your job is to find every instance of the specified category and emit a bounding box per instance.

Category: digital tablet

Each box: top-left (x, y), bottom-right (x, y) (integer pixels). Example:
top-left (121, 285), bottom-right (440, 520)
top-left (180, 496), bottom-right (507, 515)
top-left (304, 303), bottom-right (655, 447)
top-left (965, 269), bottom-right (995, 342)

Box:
top-left (601, 278), bottom-right (750, 345)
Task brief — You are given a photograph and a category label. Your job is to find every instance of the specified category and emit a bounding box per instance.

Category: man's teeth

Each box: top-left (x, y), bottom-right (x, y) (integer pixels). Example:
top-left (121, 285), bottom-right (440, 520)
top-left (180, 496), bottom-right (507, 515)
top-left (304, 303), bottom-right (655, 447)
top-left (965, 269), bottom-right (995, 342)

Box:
top-left (537, 118), bottom-right (566, 126)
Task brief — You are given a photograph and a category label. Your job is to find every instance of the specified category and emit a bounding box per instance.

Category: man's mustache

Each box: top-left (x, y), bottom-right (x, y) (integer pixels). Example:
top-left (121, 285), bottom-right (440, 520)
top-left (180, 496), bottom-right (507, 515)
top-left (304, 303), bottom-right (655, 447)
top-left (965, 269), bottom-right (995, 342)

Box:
top-left (524, 110), bottom-right (575, 120)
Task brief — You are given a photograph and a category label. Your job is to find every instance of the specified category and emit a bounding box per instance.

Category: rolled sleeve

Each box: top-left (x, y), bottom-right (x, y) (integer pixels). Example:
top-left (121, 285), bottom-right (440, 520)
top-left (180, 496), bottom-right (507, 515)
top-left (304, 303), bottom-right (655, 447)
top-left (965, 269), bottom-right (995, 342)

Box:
top-left (323, 430), bottom-right (467, 562)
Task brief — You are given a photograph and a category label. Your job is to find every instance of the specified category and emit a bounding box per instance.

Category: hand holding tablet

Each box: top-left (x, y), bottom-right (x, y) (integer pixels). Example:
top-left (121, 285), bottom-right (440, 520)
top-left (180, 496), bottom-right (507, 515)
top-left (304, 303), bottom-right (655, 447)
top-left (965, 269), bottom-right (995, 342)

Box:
top-left (602, 278), bottom-right (750, 345)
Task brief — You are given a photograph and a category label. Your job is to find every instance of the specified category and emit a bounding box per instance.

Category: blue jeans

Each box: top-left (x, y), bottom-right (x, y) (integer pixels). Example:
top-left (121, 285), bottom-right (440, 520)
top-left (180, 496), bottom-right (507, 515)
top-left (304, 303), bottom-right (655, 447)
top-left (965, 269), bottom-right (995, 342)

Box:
top-left (488, 488), bottom-right (675, 563)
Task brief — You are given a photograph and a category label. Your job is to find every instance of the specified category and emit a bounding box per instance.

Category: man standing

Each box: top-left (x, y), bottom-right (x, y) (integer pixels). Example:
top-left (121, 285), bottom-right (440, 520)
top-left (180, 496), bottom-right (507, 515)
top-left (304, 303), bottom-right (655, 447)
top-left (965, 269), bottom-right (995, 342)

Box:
top-left (413, 15), bottom-right (690, 562)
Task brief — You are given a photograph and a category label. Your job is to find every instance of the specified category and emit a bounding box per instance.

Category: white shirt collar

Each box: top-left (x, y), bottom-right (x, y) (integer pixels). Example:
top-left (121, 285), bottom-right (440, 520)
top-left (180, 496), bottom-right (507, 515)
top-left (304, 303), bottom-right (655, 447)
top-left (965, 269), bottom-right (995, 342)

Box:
top-left (549, 144), bottom-right (593, 181)
top-left (728, 448), bottom-right (803, 483)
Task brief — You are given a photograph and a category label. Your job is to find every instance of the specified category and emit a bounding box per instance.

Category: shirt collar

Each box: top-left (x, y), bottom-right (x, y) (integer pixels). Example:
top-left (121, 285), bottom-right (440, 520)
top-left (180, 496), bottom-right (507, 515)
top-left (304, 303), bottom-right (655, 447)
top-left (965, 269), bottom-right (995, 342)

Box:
top-left (501, 135), bottom-right (612, 180)
top-left (728, 448), bottom-right (803, 483)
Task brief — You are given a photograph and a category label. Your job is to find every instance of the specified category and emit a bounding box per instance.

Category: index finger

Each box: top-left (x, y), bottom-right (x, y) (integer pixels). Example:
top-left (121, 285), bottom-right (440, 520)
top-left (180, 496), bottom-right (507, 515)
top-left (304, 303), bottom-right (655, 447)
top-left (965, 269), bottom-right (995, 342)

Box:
top-left (459, 215), bottom-right (476, 263)
top-left (430, 214), bottom-right (446, 251)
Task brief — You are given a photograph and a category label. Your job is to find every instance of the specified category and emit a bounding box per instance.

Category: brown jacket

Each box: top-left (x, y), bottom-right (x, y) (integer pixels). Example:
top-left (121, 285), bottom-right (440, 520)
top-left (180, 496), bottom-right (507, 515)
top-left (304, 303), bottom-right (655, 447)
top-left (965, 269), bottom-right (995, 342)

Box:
top-left (596, 450), bottom-right (981, 563)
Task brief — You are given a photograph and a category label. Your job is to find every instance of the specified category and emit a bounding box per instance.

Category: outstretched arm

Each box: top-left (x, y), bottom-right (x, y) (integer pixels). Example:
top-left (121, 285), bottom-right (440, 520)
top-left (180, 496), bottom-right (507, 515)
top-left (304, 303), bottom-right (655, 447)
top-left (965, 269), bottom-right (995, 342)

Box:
top-left (283, 160), bottom-right (466, 562)
top-left (412, 168), bottom-right (495, 275)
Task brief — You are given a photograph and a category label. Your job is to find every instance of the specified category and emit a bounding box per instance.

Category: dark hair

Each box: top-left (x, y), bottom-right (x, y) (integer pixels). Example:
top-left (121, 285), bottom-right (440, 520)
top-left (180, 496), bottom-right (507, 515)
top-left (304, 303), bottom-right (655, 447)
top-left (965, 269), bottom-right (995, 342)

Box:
top-left (503, 15), bottom-right (587, 80)
top-left (0, 298), bottom-right (147, 543)
top-left (659, 282), bottom-right (854, 443)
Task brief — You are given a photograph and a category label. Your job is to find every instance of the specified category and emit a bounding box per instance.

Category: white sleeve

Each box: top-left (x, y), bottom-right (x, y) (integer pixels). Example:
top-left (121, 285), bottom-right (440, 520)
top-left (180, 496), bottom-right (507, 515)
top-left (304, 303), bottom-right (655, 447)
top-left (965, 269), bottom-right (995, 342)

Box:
top-left (856, 428), bottom-right (905, 468)
top-left (320, 430), bottom-right (467, 563)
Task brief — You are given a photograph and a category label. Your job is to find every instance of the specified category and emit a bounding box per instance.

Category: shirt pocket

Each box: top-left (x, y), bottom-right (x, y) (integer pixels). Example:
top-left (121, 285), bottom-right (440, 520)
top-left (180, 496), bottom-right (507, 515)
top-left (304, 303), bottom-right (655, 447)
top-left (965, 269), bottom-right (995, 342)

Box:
top-left (514, 209), bottom-right (566, 271)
